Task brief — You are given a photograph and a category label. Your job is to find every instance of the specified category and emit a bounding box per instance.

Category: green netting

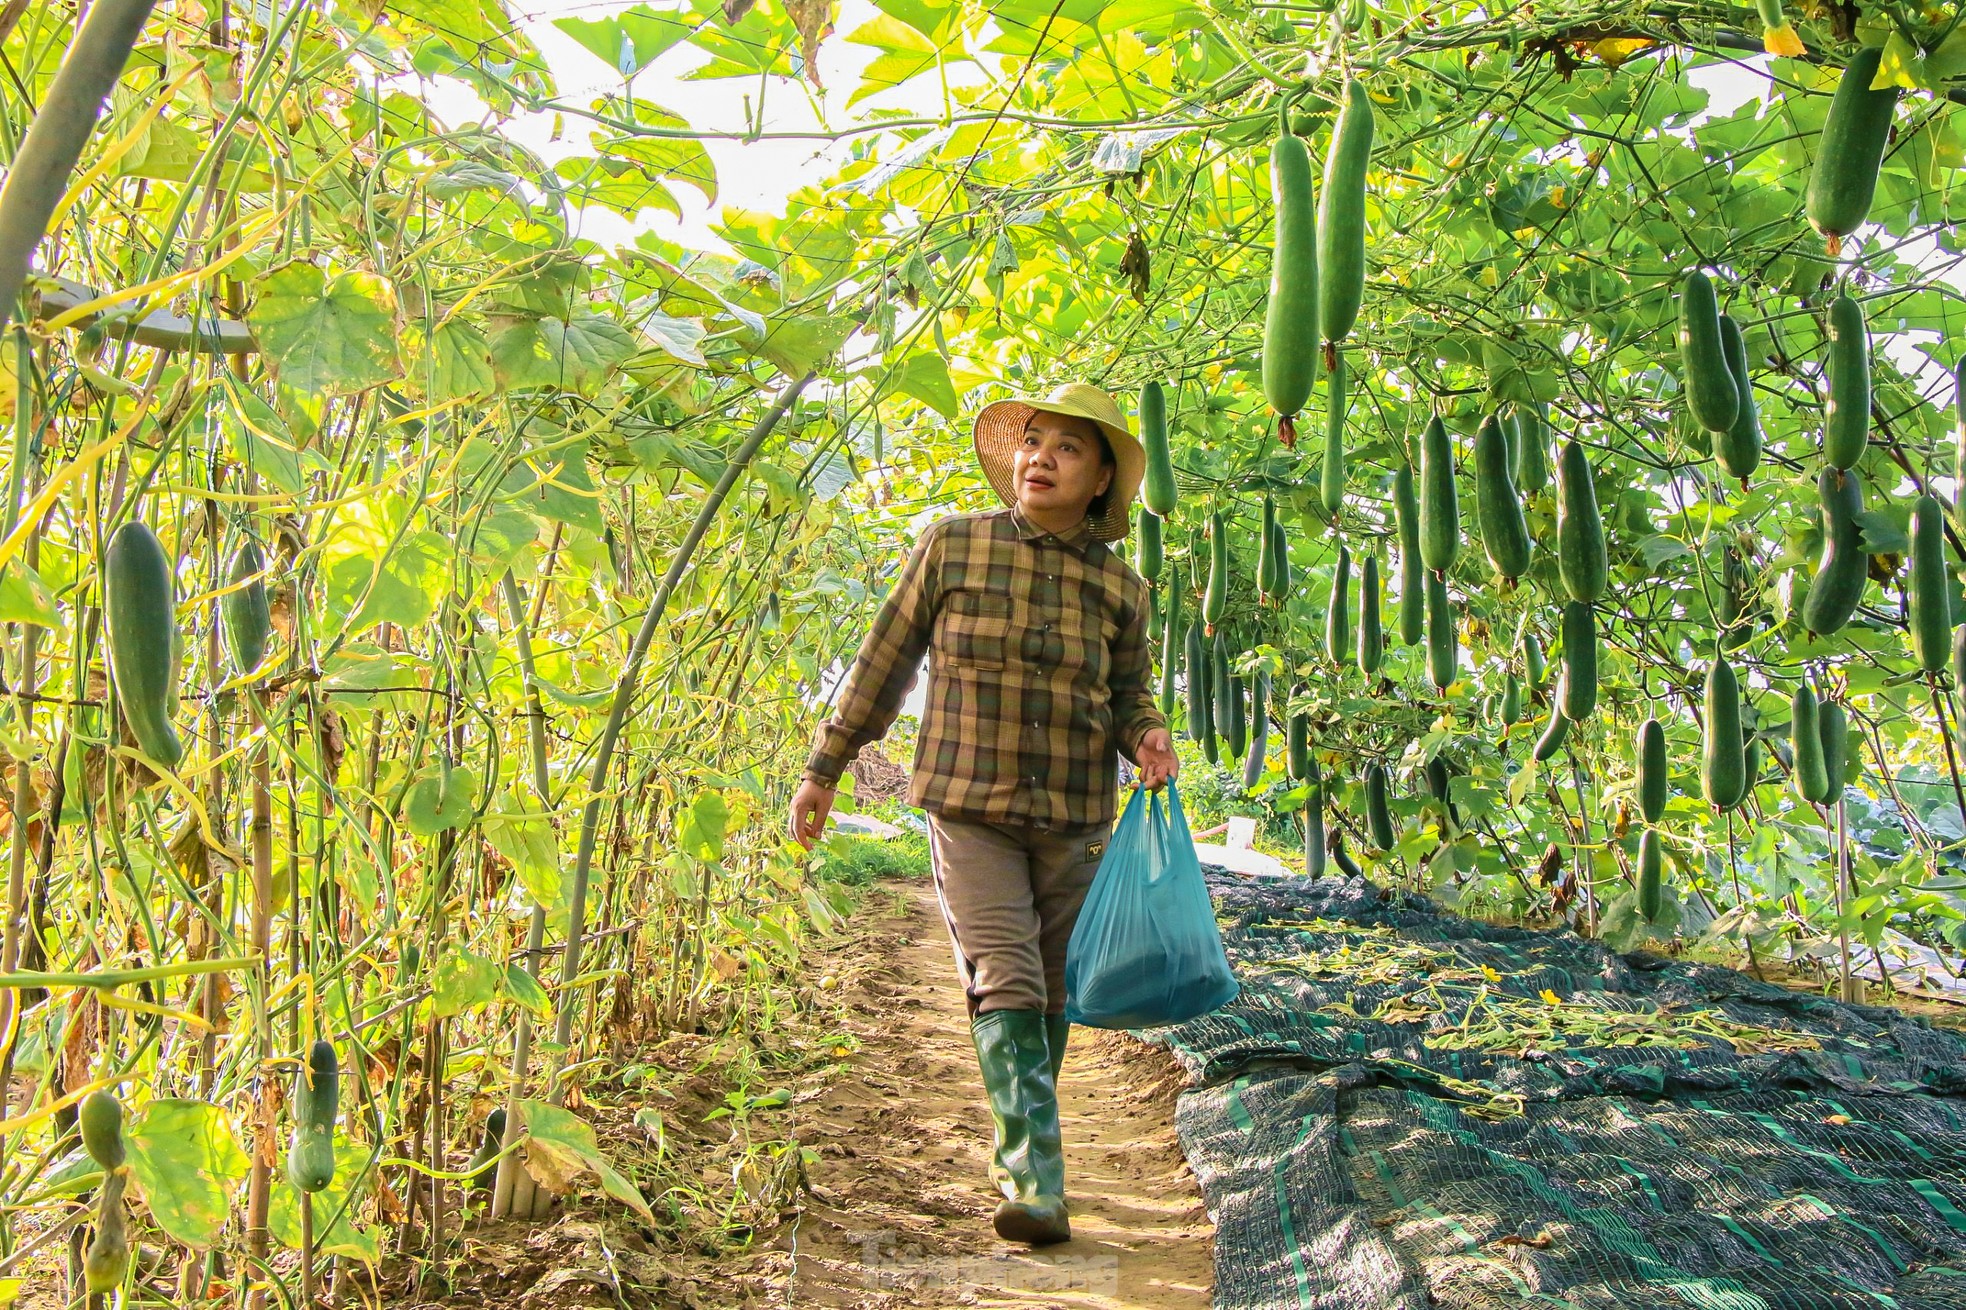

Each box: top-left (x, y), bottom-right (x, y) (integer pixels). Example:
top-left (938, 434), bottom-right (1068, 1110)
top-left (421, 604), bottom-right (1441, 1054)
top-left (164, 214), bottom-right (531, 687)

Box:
top-left (1135, 869), bottom-right (1966, 1309)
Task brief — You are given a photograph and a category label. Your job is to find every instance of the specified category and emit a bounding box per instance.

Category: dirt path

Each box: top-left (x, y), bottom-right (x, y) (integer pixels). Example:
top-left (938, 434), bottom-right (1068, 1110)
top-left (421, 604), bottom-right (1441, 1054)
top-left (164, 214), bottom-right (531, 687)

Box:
top-left (777, 879), bottom-right (1216, 1308)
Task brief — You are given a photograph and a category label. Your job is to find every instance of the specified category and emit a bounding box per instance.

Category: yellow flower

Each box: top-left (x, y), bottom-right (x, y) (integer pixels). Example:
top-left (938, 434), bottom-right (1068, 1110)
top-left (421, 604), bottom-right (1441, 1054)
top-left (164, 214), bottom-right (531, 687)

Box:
top-left (1482, 965), bottom-right (1502, 982)
top-left (1540, 988), bottom-right (1563, 1006)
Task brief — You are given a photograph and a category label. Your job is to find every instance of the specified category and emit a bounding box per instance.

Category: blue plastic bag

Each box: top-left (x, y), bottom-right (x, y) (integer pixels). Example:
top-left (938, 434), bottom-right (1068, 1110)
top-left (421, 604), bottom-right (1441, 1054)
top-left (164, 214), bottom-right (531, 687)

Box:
top-left (1064, 783), bottom-right (1239, 1029)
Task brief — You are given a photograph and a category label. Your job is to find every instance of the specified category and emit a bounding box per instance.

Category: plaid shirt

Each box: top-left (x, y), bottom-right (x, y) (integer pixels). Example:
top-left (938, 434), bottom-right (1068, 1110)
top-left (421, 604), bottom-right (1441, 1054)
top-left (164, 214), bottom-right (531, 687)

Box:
top-left (803, 506), bottom-right (1165, 829)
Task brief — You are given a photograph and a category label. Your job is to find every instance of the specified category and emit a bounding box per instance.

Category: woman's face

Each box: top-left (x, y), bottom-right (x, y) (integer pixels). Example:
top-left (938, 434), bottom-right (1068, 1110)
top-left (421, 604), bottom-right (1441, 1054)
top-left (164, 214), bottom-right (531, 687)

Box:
top-left (1014, 412), bottom-right (1112, 520)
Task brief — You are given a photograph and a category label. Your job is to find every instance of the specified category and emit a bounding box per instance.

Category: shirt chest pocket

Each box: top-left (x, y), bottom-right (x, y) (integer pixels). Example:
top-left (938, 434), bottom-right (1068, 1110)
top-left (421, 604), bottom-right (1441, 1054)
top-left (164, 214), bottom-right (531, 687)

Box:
top-left (941, 590), bottom-right (1014, 670)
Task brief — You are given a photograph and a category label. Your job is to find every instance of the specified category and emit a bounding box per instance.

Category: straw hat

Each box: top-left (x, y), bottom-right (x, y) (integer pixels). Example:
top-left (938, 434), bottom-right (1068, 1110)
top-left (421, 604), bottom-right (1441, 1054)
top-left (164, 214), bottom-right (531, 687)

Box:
top-left (972, 382), bottom-right (1144, 542)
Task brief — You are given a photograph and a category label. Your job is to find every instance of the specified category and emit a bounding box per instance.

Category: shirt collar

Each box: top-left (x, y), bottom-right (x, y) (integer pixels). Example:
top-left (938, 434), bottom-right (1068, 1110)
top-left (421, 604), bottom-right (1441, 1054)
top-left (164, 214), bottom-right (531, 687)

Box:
top-left (1009, 504), bottom-right (1093, 552)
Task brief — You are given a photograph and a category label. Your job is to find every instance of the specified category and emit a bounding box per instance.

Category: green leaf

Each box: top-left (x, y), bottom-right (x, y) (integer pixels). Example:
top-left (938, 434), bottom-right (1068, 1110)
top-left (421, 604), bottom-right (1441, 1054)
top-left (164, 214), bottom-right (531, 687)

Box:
top-left (223, 384), bottom-right (312, 493)
top-left (502, 440), bottom-right (605, 534)
top-left (504, 963), bottom-right (551, 1018)
top-left (404, 763), bottom-right (476, 836)
top-left (404, 315), bottom-right (496, 402)
top-left (748, 313), bottom-right (853, 378)
top-left (248, 262), bottom-right (402, 394)
top-left (270, 1137), bottom-right (380, 1261)
top-left (489, 313), bottom-right (637, 395)
top-left (555, 5), bottom-right (697, 75)
top-left (425, 160), bottom-right (523, 202)
top-left (890, 351), bottom-right (959, 417)
top-left (1855, 509), bottom-right (1909, 556)
top-left (127, 1099), bottom-right (251, 1249)
top-left (459, 505), bottom-right (538, 572)
top-left (637, 310), bottom-right (709, 366)
top-left (482, 804), bottom-right (563, 918)
top-left (432, 947), bottom-right (502, 1017)
top-left (0, 564), bottom-right (58, 627)
top-left (516, 1100), bottom-right (654, 1222)
top-left (325, 530), bottom-right (452, 637)
top-left (678, 790), bottom-right (729, 861)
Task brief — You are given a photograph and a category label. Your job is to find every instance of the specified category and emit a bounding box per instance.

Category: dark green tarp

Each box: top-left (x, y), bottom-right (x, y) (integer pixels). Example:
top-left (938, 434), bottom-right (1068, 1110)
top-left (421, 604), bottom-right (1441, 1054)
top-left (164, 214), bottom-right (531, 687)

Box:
top-left (1135, 870), bottom-right (1966, 1309)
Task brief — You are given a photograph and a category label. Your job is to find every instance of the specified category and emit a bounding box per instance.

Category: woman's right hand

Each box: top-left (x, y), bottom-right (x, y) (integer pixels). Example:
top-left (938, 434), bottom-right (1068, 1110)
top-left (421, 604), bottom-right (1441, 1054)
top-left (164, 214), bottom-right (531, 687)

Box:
top-left (788, 777), bottom-right (836, 849)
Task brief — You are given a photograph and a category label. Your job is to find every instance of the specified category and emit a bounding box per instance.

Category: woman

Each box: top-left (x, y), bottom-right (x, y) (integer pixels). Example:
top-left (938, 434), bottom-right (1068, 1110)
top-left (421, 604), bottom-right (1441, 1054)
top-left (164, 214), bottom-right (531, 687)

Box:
top-left (788, 381), bottom-right (1178, 1246)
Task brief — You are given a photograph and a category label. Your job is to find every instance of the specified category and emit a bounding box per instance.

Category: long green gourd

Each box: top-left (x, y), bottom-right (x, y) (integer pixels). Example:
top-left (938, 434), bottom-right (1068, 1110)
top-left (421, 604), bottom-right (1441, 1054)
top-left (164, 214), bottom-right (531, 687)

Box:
top-left (1243, 670), bottom-right (1269, 789)
top-left (1638, 830), bottom-right (1664, 922)
top-left (1263, 130), bottom-right (1318, 438)
top-left (1136, 511), bottom-right (1163, 584)
top-left (222, 539), bottom-right (273, 677)
top-left (287, 1038), bottom-right (339, 1194)
top-left (1637, 717), bottom-right (1667, 822)
top-left (1357, 551), bottom-right (1383, 676)
top-left (1678, 270), bottom-right (1739, 434)
top-left (1559, 600), bottom-right (1596, 722)
top-left (1716, 314), bottom-right (1762, 480)
top-left (1317, 78), bottom-right (1373, 347)
top-left (1514, 402), bottom-right (1550, 495)
top-left (1203, 509), bottom-right (1228, 633)
top-left (1533, 709), bottom-right (1570, 762)
top-left (1184, 622), bottom-right (1209, 742)
top-left (1140, 380), bottom-right (1177, 515)
top-left (1802, 467), bottom-right (1867, 636)
top-left (1909, 493), bottom-right (1950, 674)
top-left (1326, 543), bottom-right (1351, 665)
top-left (1702, 655), bottom-right (1747, 811)
top-left (1256, 497), bottom-right (1278, 603)
top-left (1425, 570), bottom-right (1455, 690)
top-left (1791, 680), bottom-right (1829, 805)
top-left (1394, 461), bottom-right (1424, 644)
top-left (1418, 415), bottom-right (1459, 573)
top-left (1365, 762), bottom-right (1395, 850)
top-left (104, 521), bottom-right (184, 768)
top-left (1819, 698), bottom-right (1849, 799)
top-left (1159, 585), bottom-right (1181, 717)
top-left (1556, 441), bottom-right (1606, 603)
top-left (1519, 616), bottom-right (1546, 691)
top-left (1473, 412), bottom-right (1530, 581)
top-left (1321, 354), bottom-right (1347, 517)
top-left (1805, 45), bottom-right (1899, 252)
top-left (1214, 635), bottom-right (1239, 758)
top-left (1500, 672), bottom-right (1522, 725)
top-left (1823, 294), bottom-right (1869, 470)
top-left (1955, 358), bottom-right (1966, 536)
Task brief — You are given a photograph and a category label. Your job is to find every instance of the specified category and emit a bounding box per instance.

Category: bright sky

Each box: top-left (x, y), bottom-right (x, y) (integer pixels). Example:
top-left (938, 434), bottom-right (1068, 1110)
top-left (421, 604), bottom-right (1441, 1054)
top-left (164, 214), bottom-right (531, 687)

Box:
top-left (410, 0), bottom-right (932, 254)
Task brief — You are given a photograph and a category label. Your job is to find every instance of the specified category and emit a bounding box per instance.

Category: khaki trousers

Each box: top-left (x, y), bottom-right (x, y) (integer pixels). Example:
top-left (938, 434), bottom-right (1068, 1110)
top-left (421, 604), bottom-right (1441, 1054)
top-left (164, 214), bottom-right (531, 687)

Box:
top-left (926, 812), bottom-right (1110, 1017)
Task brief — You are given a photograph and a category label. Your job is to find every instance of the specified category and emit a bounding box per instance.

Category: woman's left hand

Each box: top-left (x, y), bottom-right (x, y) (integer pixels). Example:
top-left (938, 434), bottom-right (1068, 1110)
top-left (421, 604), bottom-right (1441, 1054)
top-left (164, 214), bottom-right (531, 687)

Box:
top-left (1135, 728), bottom-right (1179, 790)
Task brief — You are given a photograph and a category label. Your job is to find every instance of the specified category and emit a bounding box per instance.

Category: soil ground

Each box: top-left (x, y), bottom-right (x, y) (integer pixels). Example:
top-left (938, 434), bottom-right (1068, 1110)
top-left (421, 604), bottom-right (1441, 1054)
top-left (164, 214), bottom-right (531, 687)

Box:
top-left (227, 875), bottom-right (1210, 1310)
top-left (776, 879), bottom-right (1215, 1308)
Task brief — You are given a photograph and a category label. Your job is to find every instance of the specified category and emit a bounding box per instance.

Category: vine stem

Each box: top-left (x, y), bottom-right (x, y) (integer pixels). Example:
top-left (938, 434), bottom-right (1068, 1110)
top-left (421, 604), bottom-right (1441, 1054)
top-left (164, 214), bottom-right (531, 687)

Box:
top-left (541, 374), bottom-right (813, 1105)
top-left (1835, 792), bottom-right (1857, 1004)
top-left (1928, 677), bottom-right (1966, 840)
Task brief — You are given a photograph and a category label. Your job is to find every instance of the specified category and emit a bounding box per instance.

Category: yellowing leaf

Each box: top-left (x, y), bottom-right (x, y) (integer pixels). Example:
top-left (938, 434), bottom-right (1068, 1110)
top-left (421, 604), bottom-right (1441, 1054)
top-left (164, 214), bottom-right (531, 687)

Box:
top-left (432, 946), bottom-right (501, 1017)
top-left (127, 1099), bottom-right (251, 1249)
top-left (248, 261), bottom-right (402, 394)
top-left (517, 1100), bottom-right (654, 1222)
top-left (0, 564), bottom-right (58, 628)
top-left (1876, 33), bottom-right (1929, 89)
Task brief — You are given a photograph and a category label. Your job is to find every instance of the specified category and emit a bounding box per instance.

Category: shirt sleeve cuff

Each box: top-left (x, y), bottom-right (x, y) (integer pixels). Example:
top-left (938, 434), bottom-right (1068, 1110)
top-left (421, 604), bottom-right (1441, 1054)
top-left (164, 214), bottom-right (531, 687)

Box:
top-left (803, 752), bottom-right (845, 787)
top-left (1118, 713), bottom-right (1165, 760)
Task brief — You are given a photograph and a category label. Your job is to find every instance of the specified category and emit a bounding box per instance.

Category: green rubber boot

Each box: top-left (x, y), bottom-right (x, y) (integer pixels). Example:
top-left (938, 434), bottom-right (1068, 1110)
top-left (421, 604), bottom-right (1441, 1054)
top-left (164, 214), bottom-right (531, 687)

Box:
top-left (970, 1009), bottom-right (1070, 1245)
top-left (1045, 1011), bottom-right (1070, 1084)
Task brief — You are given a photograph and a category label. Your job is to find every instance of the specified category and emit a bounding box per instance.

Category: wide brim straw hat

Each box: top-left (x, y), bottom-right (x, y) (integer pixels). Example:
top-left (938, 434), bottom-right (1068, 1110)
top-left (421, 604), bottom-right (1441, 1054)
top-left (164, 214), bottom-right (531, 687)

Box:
top-left (971, 381), bottom-right (1145, 543)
